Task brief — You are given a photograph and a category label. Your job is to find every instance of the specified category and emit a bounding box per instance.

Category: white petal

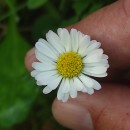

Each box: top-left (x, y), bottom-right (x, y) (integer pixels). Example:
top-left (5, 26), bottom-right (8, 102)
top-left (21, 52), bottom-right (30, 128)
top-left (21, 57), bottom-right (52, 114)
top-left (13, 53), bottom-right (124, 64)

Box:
top-left (78, 31), bottom-right (85, 38)
top-left (86, 87), bottom-right (94, 95)
top-left (73, 77), bottom-right (84, 91)
top-left (70, 79), bottom-right (77, 98)
top-left (70, 87), bottom-right (77, 98)
top-left (87, 49), bottom-right (103, 57)
top-left (47, 75), bottom-right (62, 90)
top-left (35, 70), bottom-right (57, 83)
top-left (62, 93), bottom-right (69, 102)
top-left (85, 40), bottom-right (101, 55)
top-left (70, 29), bottom-right (79, 52)
top-left (46, 30), bottom-right (64, 53)
top-left (36, 81), bottom-right (43, 86)
top-left (79, 74), bottom-right (93, 88)
top-left (84, 49), bottom-right (103, 63)
top-left (92, 79), bottom-right (101, 90)
top-left (102, 54), bottom-right (109, 59)
top-left (35, 41), bottom-right (58, 60)
top-left (83, 71), bottom-right (108, 77)
top-left (84, 62), bottom-right (108, 67)
top-left (62, 79), bottom-right (70, 93)
top-left (31, 70), bottom-right (39, 77)
top-left (32, 62), bottom-right (56, 71)
top-left (38, 38), bottom-right (45, 43)
top-left (83, 49), bottom-right (103, 63)
top-left (84, 59), bottom-right (108, 67)
top-left (84, 66), bottom-right (108, 75)
top-left (81, 85), bottom-right (88, 92)
top-left (57, 28), bottom-right (71, 51)
top-left (39, 38), bottom-right (59, 55)
top-left (57, 79), bottom-right (65, 100)
top-left (43, 86), bottom-right (52, 94)
top-left (100, 59), bottom-right (108, 64)
top-left (80, 81), bottom-right (94, 95)
top-left (78, 35), bottom-right (90, 57)
top-left (35, 49), bottom-right (54, 63)
top-left (84, 61), bottom-right (109, 76)
top-left (81, 77), bottom-right (101, 91)
top-left (106, 64), bottom-right (110, 68)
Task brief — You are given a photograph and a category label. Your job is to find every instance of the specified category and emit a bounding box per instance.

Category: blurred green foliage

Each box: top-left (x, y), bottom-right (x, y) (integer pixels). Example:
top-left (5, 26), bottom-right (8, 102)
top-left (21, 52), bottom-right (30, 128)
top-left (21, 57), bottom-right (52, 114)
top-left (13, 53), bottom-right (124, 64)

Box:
top-left (0, 0), bottom-right (116, 130)
top-left (27, 0), bottom-right (47, 9)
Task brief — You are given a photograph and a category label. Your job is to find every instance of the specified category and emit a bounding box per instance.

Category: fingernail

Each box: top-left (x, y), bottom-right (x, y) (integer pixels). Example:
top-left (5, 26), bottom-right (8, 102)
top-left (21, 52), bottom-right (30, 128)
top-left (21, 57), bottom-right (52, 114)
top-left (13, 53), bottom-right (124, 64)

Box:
top-left (75, 105), bottom-right (94, 130)
top-left (52, 100), bottom-right (94, 130)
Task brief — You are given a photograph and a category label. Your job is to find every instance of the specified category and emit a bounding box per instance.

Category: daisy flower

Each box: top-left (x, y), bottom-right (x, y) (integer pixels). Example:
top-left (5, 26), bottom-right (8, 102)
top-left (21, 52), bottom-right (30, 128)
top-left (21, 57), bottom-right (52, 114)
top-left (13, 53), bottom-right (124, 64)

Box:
top-left (31, 28), bottom-right (109, 102)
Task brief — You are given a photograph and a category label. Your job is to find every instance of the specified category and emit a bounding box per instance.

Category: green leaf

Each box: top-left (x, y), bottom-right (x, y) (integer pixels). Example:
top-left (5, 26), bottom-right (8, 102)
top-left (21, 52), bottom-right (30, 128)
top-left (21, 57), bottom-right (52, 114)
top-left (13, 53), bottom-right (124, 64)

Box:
top-left (73, 0), bottom-right (90, 17)
top-left (82, 3), bottom-right (102, 18)
top-left (32, 14), bottom-right (60, 40)
top-left (88, 3), bottom-right (102, 14)
top-left (27, 0), bottom-right (47, 9)
top-left (0, 19), bottom-right (38, 128)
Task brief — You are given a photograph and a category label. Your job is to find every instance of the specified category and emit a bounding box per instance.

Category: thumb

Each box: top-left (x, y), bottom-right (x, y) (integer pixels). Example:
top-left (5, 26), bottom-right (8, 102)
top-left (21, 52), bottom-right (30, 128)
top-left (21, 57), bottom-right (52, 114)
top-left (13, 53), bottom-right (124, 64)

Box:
top-left (52, 84), bottom-right (130, 130)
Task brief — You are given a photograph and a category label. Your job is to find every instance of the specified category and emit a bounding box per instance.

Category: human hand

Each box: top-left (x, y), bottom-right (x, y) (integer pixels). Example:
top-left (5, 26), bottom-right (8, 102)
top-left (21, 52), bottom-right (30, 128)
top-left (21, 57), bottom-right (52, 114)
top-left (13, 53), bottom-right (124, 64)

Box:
top-left (25, 0), bottom-right (130, 129)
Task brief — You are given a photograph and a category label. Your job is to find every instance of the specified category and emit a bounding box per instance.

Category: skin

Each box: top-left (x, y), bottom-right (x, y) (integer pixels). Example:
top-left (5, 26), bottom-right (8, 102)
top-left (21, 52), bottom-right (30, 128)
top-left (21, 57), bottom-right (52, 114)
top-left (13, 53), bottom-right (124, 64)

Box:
top-left (25, 0), bottom-right (130, 129)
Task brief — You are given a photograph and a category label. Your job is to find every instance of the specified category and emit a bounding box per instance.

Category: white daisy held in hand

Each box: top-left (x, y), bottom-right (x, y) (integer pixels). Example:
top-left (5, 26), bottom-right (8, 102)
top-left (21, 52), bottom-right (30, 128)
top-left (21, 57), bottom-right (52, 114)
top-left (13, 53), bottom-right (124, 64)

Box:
top-left (31, 28), bottom-right (109, 102)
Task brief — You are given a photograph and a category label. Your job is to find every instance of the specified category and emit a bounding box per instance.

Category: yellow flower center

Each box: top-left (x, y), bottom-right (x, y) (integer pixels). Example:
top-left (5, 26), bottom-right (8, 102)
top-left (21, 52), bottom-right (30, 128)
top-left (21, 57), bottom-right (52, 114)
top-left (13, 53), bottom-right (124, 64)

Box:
top-left (57, 52), bottom-right (83, 78)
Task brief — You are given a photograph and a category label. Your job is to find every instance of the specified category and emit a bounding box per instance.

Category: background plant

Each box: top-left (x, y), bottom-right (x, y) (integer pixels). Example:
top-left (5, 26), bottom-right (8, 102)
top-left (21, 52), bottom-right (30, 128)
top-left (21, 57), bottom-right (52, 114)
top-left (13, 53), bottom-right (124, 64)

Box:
top-left (0, 0), bottom-right (115, 129)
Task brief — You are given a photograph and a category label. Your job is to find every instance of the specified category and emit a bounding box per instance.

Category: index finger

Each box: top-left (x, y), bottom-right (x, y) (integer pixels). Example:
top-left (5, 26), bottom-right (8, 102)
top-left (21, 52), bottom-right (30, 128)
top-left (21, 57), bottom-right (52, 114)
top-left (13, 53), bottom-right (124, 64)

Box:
top-left (70, 0), bottom-right (130, 71)
top-left (25, 0), bottom-right (130, 81)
